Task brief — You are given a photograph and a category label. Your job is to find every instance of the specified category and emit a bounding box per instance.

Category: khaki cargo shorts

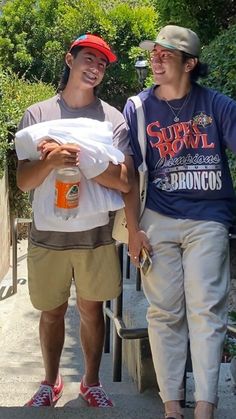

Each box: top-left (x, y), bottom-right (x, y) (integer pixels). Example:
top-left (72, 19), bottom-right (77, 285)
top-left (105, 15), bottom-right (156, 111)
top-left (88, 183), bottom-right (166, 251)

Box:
top-left (27, 243), bottom-right (121, 311)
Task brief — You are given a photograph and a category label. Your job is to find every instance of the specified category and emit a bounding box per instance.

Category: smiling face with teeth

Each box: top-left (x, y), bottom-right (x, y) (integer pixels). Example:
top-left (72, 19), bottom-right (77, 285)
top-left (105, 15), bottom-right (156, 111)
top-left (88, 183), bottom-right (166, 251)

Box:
top-left (150, 45), bottom-right (185, 87)
top-left (65, 47), bottom-right (108, 90)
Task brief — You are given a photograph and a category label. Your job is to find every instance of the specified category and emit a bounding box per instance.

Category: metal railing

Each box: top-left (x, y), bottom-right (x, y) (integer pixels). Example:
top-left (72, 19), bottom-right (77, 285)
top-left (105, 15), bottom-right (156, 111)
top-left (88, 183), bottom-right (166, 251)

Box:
top-left (11, 217), bottom-right (236, 400)
top-left (104, 232), bottom-right (236, 401)
top-left (103, 246), bottom-right (190, 407)
top-left (103, 244), bottom-right (190, 405)
top-left (227, 324), bottom-right (236, 337)
top-left (104, 243), bottom-right (148, 381)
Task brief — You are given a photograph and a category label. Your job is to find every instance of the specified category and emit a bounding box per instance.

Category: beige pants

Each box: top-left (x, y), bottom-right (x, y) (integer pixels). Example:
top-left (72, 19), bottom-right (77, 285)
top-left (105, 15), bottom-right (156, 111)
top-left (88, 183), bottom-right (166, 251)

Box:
top-left (27, 243), bottom-right (121, 311)
top-left (140, 209), bottom-right (230, 405)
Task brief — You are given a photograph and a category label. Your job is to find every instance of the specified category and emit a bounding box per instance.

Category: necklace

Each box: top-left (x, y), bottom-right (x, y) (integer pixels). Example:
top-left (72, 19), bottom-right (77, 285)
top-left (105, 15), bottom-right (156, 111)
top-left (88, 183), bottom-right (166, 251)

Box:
top-left (163, 89), bottom-right (192, 122)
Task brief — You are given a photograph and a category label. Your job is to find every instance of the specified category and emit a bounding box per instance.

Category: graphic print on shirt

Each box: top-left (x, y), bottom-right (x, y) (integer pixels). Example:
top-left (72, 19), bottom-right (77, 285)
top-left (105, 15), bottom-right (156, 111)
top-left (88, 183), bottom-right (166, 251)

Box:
top-left (147, 111), bottom-right (222, 192)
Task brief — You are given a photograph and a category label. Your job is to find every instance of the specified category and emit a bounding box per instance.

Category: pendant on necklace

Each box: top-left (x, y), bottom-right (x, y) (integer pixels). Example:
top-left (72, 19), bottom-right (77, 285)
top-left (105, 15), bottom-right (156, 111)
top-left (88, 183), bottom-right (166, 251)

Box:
top-left (174, 116), bottom-right (179, 122)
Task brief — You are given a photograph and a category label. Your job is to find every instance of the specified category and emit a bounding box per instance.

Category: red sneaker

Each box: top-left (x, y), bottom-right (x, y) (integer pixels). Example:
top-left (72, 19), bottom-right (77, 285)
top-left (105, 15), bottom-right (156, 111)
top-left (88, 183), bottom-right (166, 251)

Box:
top-left (80, 377), bottom-right (114, 407)
top-left (25, 375), bottom-right (63, 407)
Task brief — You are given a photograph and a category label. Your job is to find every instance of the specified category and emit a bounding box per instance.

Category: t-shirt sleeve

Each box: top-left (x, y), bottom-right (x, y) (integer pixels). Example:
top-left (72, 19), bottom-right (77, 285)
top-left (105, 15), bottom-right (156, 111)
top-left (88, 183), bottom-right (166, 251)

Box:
top-left (15, 109), bottom-right (39, 160)
top-left (214, 93), bottom-right (236, 153)
top-left (18, 109), bottom-right (38, 131)
top-left (123, 98), bottom-right (143, 170)
top-left (108, 107), bottom-right (133, 156)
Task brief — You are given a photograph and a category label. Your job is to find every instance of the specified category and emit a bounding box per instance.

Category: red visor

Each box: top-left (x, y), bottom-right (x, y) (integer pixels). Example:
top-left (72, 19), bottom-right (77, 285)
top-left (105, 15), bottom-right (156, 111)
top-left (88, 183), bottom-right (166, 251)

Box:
top-left (69, 34), bottom-right (117, 64)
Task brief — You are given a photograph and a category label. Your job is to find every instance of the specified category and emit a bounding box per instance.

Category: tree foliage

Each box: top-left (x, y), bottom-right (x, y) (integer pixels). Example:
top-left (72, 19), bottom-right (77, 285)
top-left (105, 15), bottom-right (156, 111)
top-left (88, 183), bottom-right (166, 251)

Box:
top-left (0, 0), bottom-right (157, 108)
top-left (152, 0), bottom-right (236, 45)
top-left (201, 24), bottom-right (236, 188)
top-left (0, 68), bottom-right (54, 165)
top-left (1, 0), bottom-right (236, 208)
top-left (0, 0), bottom-right (158, 216)
top-left (201, 24), bottom-right (236, 100)
top-left (0, 68), bottom-right (54, 214)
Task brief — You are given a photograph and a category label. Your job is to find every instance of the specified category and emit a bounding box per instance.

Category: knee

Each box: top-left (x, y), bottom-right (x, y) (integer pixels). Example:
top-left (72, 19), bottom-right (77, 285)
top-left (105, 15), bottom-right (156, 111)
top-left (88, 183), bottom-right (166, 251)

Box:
top-left (41, 302), bottom-right (68, 324)
top-left (147, 304), bottom-right (185, 326)
top-left (77, 299), bottom-right (103, 323)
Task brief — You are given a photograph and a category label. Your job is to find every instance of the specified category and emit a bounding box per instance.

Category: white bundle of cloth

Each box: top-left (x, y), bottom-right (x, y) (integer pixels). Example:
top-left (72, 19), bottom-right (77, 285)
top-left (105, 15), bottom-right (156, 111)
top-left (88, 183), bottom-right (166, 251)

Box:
top-left (15, 118), bottom-right (125, 232)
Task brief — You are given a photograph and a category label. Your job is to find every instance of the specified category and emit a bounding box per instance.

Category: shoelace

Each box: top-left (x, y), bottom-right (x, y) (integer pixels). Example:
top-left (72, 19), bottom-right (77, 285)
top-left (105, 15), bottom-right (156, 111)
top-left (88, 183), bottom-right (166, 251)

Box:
top-left (31, 384), bottom-right (53, 406)
top-left (88, 386), bottom-right (111, 407)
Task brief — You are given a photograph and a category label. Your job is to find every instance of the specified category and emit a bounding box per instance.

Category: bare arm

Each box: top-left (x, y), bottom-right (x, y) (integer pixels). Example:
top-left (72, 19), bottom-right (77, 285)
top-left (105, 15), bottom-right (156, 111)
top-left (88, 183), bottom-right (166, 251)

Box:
top-left (123, 171), bottom-right (152, 266)
top-left (17, 159), bottom-right (54, 192)
top-left (17, 143), bottom-right (80, 192)
top-left (93, 155), bottom-right (135, 193)
top-left (123, 172), bottom-right (140, 234)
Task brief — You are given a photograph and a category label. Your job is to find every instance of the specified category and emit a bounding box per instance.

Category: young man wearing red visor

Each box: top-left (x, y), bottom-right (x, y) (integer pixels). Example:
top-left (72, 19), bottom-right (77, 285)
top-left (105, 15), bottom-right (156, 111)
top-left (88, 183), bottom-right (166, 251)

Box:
top-left (16, 34), bottom-right (134, 408)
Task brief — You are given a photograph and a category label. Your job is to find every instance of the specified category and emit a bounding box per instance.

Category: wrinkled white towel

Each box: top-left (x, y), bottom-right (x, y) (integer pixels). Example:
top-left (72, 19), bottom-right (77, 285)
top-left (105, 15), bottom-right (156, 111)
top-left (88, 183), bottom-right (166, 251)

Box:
top-left (15, 118), bottom-right (125, 232)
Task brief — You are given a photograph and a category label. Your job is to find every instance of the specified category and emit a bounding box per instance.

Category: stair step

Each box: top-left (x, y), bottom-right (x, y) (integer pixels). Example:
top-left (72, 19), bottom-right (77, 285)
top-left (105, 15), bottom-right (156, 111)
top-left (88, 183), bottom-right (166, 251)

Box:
top-left (1, 240), bottom-right (235, 418)
top-left (0, 382), bottom-right (159, 410)
top-left (0, 404), bottom-right (235, 419)
top-left (0, 405), bottom-right (165, 419)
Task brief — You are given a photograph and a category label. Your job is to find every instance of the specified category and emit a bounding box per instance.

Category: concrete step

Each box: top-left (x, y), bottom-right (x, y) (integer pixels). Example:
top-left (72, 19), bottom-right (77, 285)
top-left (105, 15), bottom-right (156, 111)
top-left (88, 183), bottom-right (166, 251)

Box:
top-left (0, 405), bottom-right (166, 419)
top-left (0, 404), bottom-right (235, 419)
top-left (1, 240), bottom-right (236, 418)
top-left (0, 382), bottom-right (159, 407)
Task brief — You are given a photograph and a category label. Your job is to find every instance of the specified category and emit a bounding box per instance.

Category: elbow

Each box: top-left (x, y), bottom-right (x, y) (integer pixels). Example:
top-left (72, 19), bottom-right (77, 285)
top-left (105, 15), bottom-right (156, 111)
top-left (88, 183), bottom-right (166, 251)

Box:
top-left (16, 167), bottom-right (30, 192)
top-left (16, 176), bottom-right (30, 193)
top-left (121, 181), bottom-right (132, 194)
top-left (121, 169), bottom-right (135, 193)
top-left (17, 182), bottom-right (29, 193)
top-left (124, 184), bottom-right (132, 193)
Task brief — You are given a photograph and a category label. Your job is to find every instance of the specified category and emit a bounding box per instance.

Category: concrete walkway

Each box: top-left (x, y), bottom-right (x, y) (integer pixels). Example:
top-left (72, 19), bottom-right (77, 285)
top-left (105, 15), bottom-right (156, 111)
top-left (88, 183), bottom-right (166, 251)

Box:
top-left (0, 240), bottom-right (235, 418)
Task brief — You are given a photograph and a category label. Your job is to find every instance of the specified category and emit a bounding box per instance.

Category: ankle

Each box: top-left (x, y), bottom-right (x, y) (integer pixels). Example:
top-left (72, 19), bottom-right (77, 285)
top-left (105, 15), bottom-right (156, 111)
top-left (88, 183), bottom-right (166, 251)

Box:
top-left (164, 400), bottom-right (183, 418)
top-left (44, 373), bottom-right (60, 387)
top-left (194, 401), bottom-right (214, 419)
top-left (82, 375), bottom-right (99, 387)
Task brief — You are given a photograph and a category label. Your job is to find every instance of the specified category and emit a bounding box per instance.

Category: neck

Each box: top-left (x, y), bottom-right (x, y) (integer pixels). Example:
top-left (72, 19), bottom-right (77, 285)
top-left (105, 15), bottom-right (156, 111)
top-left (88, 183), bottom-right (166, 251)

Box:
top-left (155, 81), bottom-right (192, 101)
top-left (61, 84), bottom-right (96, 109)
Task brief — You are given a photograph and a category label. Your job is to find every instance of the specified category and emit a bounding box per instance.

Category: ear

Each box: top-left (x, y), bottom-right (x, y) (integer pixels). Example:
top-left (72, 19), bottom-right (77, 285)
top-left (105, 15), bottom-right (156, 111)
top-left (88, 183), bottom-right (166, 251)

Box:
top-left (65, 52), bottom-right (74, 69)
top-left (185, 57), bottom-right (198, 73)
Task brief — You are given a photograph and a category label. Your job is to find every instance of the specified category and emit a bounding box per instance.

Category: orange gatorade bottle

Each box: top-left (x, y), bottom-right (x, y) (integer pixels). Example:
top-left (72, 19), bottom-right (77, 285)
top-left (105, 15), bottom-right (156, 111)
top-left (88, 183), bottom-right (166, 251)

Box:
top-left (54, 167), bottom-right (81, 220)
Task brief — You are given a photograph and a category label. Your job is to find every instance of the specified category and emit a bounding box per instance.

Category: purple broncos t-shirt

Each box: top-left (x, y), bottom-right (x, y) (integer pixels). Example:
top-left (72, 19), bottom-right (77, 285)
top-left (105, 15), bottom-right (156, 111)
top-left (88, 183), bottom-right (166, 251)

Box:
top-left (124, 83), bottom-right (236, 226)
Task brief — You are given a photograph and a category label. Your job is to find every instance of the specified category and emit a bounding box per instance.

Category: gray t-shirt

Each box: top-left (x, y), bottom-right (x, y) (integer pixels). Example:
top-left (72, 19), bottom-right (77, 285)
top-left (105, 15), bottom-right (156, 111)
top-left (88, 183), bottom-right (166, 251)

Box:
top-left (18, 94), bottom-right (131, 250)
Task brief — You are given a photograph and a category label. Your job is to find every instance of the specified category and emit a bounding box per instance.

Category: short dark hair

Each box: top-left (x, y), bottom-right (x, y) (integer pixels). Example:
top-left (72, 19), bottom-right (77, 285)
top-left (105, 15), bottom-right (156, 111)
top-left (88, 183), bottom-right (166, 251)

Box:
top-left (181, 51), bottom-right (209, 82)
top-left (57, 46), bottom-right (83, 92)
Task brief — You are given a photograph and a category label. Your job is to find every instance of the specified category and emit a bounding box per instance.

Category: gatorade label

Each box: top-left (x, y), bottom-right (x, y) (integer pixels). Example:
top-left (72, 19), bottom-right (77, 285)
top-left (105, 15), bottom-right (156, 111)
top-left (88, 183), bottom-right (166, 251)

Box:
top-left (55, 180), bottom-right (80, 209)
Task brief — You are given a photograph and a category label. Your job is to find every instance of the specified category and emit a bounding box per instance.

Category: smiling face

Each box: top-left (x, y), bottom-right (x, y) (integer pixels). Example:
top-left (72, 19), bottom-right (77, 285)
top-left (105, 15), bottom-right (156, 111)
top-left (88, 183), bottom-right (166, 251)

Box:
top-left (150, 45), bottom-right (186, 86)
top-left (65, 47), bottom-right (108, 90)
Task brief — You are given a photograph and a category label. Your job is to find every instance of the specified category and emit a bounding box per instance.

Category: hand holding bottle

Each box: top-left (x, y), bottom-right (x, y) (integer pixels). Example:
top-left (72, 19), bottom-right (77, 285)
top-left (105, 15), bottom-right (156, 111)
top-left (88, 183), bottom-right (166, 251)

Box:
top-left (37, 139), bottom-right (80, 168)
top-left (37, 139), bottom-right (81, 220)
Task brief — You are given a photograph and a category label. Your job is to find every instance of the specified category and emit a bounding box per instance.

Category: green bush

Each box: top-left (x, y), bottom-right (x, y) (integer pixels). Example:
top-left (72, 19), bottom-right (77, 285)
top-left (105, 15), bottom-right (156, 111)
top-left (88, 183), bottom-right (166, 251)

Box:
top-left (201, 24), bottom-right (236, 188)
top-left (201, 24), bottom-right (236, 99)
top-left (0, 0), bottom-right (157, 108)
top-left (0, 69), bottom-right (55, 217)
top-left (152, 0), bottom-right (236, 45)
